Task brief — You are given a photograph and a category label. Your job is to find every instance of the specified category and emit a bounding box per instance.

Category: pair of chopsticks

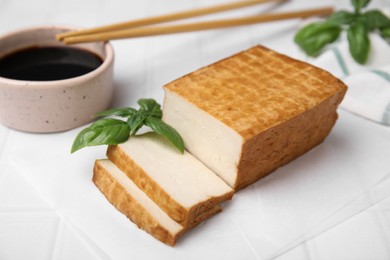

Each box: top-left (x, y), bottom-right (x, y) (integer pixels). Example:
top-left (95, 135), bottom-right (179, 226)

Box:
top-left (57, 0), bottom-right (333, 44)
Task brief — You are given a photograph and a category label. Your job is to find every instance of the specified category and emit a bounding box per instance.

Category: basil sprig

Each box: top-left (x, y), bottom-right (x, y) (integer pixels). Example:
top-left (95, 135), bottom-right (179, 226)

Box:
top-left (294, 0), bottom-right (390, 64)
top-left (71, 99), bottom-right (184, 153)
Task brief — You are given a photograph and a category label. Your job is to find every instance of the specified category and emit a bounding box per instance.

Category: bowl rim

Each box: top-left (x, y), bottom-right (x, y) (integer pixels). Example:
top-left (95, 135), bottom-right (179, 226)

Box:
top-left (0, 25), bottom-right (114, 89)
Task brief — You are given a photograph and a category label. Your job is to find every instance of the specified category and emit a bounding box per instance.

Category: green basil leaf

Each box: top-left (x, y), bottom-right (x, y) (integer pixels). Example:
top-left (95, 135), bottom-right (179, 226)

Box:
top-left (145, 105), bottom-right (162, 119)
top-left (380, 26), bottom-right (390, 38)
top-left (145, 117), bottom-right (184, 153)
top-left (137, 98), bottom-right (157, 111)
top-left (347, 22), bottom-right (371, 64)
top-left (360, 10), bottom-right (390, 31)
top-left (127, 114), bottom-right (146, 135)
top-left (72, 98), bottom-right (184, 154)
top-left (138, 98), bottom-right (162, 118)
top-left (94, 107), bottom-right (137, 118)
top-left (71, 118), bottom-right (130, 153)
top-left (294, 22), bottom-right (341, 57)
top-left (327, 10), bottom-right (357, 26)
top-left (352, 0), bottom-right (370, 13)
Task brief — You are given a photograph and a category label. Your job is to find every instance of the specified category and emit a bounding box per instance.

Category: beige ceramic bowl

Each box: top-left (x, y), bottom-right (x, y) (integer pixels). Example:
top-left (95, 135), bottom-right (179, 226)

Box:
top-left (0, 25), bottom-right (114, 133)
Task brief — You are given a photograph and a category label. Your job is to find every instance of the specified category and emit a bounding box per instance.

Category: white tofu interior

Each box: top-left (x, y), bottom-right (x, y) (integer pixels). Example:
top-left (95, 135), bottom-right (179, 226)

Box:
top-left (117, 132), bottom-right (233, 208)
top-left (98, 159), bottom-right (183, 235)
top-left (162, 90), bottom-right (243, 187)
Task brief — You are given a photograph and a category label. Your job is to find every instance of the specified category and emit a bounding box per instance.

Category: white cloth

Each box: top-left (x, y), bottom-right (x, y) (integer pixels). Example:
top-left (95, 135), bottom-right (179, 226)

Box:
top-left (310, 34), bottom-right (390, 125)
top-left (8, 109), bottom-right (390, 260)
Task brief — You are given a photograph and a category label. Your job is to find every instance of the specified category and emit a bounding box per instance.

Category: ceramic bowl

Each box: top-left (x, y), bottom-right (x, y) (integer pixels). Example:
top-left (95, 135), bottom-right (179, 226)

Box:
top-left (0, 25), bottom-right (114, 133)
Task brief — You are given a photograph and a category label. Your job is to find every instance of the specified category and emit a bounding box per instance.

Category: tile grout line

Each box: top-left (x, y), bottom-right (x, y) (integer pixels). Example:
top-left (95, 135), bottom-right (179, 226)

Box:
top-left (305, 174), bottom-right (390, 260)
top-left (349, 169), bottom-right (390, 257)
top-left (301, 242), bottom-right (312, 260)
top-left (371, 208), bottom-right (390, 258)
top-left (271, 170), bottom-right (390, 260)
top-left (7, 160), bottom-right (112, 260)
top-left (305, 240), bottom-right (320, 260)
top-left (230, 217), bottom-right (264, 260)
top-left (49, 217), bottom-right (62, 260)
top-left (62, 216), bottom-right (112, 260)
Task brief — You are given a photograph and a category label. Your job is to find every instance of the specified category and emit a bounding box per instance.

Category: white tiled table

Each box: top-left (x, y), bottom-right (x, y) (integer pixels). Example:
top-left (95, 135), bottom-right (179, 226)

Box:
top-left (1, 0), bottom-right (390, 259)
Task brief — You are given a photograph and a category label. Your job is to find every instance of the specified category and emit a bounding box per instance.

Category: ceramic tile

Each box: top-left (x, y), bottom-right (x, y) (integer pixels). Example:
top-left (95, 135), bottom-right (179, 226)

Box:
top-left (306, 240), bottom-right (320, 260)
top-left (383, 209), bottom-right (390, 237)
top-left (52, 219), bottom-right (102, 260)
top-left (311, 212), bottom-right (390, 260)
top-left (382, 197), bottom-right (390, 208)
top-left (0, 212), bottom-right (59, 260)
top-left (0, 164), bottom-right (50, 211)
top-left (274, 243), bottom-right (309, 260)
top-left (0, 159), bottom-right (104, 260)
top-left (372, 198), bottom-right (390, 251)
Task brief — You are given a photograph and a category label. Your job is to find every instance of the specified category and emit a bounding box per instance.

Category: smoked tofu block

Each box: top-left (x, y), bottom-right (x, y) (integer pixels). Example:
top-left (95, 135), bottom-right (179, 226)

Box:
top-left (107, 133), bottom-right (234, 228)
top-left (93, 159), bottom-right (183, 246)
top-left (162, 45), bottom-right (347, 190)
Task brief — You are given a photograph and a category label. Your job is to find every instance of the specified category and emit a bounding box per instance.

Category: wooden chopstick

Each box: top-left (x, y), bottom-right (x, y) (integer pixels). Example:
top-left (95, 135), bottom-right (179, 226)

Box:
top-left (56, 0), bottom-right (281, 40)
top-left (62, 7), bottom-right (333, 44)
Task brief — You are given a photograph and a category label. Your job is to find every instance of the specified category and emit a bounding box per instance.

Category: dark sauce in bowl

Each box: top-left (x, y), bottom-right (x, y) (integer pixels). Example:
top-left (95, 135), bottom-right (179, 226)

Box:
top-left (0, 46), bottom-right (103, 81)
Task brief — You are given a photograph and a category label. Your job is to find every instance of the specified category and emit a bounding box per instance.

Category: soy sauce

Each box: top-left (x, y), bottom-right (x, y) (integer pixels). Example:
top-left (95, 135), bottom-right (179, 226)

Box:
top-left (0, 46), bottom-right (103, 81)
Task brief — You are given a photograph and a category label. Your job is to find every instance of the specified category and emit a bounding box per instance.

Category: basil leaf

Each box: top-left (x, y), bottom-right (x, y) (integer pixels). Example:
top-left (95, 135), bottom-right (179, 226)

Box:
top-left (138, 98), bottom-right (162, 118)
top-left (127, 114), bottom-right (146, 135)
top-left (360, 10), bottom-right (390, 31)
top-left (347, 22), bottom-right (370, 64)
top-left (72, 98), bottom-right (184, 153)
top-left (94, 107), bottom-right (137, 118)
top-left (137, 99), bottom-right (157, 110)
top-left (145, 117), bottom-right (184, 153)
top-left (327, 11), bottom-right (357, 26)
top-left (71, 118), bottom-right (130, 153)
top-left (352, 0), bottom-right (370, 13)
top-left (380, 26), bottom-right (390, 38)
top-left (138, 98), bottom-right (158, 111)
top-left (294, 22), bottom-right (341, 57)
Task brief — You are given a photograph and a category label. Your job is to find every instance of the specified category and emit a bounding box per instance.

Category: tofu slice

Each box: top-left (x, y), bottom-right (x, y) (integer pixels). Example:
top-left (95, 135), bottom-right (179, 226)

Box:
top-left (93, 159), bottom-right (183, 246)
top-left (162, 45), bottom-right (347, 190)
top-left (106, 133), bottom-right (233, 228)
top-left (94, 159), bottom-right (222, 246)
